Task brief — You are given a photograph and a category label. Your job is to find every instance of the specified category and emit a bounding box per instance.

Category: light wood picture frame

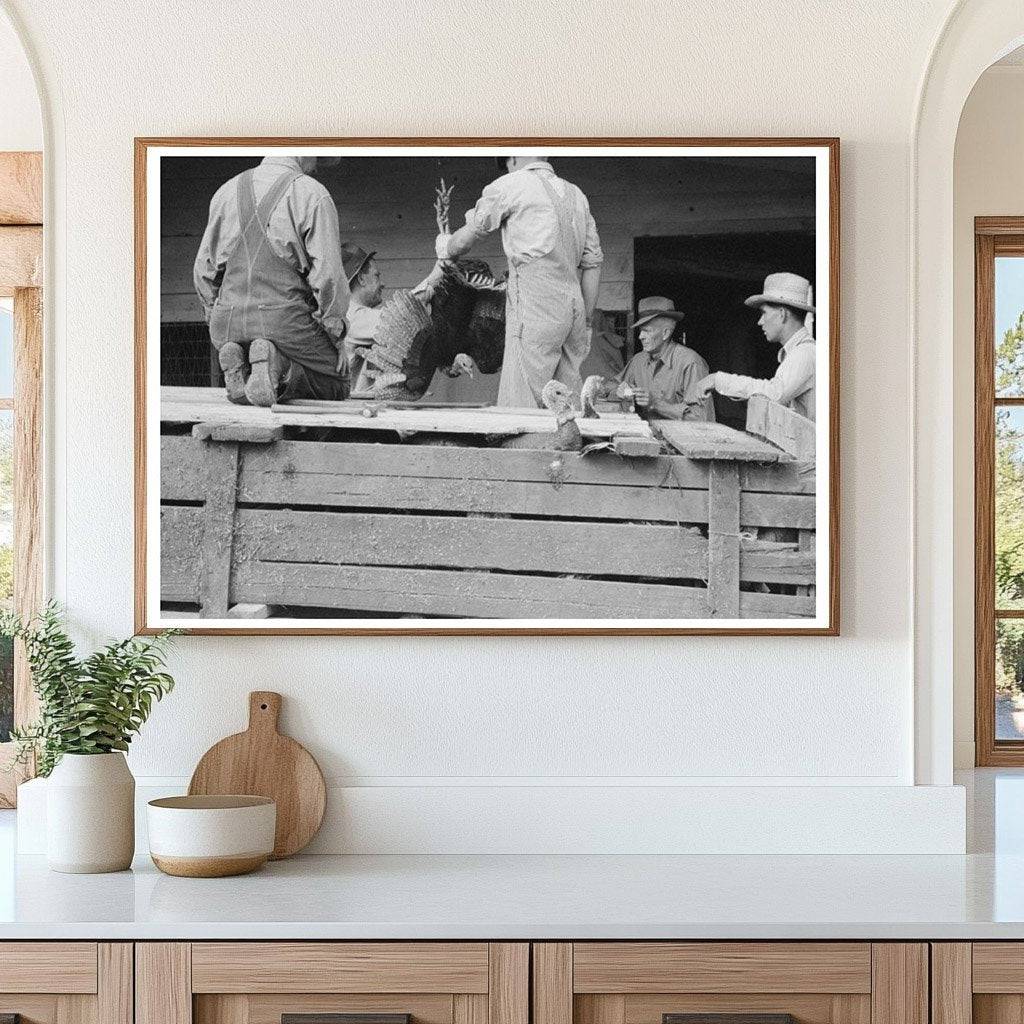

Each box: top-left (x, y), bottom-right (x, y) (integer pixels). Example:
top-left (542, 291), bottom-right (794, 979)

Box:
top-left (135, 137), bottom-right (840, 636)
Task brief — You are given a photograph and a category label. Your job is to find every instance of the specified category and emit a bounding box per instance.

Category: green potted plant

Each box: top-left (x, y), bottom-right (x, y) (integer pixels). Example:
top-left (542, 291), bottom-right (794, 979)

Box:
top-left (2, 603), bottom-right (178, 873)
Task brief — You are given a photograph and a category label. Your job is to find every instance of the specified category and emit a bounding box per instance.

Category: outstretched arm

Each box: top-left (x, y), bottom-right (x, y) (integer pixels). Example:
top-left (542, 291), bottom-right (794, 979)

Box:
top-left (580, 266), bottom-right (601, 324)
top-left (439, 224), bottom-right (478, 260)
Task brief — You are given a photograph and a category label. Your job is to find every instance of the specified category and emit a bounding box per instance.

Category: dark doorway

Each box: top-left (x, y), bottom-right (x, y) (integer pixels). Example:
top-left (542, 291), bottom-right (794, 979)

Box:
top-left (633, 231), bottom-right (816, 429)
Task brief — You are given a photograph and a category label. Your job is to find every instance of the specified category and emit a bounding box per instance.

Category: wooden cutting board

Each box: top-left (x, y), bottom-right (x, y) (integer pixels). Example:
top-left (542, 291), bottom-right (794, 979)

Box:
top-left (188, 691), bottom-right (326, 859)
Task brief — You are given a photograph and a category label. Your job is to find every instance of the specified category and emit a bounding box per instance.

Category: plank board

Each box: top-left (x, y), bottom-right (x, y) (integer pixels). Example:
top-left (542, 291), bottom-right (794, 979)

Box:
top-left (660, 420), bottom-right (789, 462)
top-left (235, 509), bottom-right (812, 584)
top-left (745, 394), bottom-right (816, 461)
top-left (230, 561), bottom-right (814, 619)
top-left (159, 430), bottom-right (815, 497)
top-left (161, 386), bottom-right (650, 440)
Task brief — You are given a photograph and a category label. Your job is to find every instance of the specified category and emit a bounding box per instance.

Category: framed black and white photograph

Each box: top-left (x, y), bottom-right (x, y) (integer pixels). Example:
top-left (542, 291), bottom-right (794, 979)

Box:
top-left (135, 138), bottom-right (839, 635)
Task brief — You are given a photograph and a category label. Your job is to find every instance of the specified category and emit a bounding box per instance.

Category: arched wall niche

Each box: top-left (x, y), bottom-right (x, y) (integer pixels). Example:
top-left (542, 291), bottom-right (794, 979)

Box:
top-left (914, 0), bottom-right (1024, 785)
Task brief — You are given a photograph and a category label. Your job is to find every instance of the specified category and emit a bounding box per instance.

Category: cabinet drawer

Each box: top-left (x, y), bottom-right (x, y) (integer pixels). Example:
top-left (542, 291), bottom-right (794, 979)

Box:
top-left (191, 943), bottom-right (490, 993)
top-left (572, 943), bottom-right (872, 994)
top-left (139, 942), bottom-right (528, 1024)
top-left (0, 942), bottom-right (98, 993)
top-left (0, 943), bottom-right (130, 1024)
top-left (533, 944), bottom-right (925, 1024)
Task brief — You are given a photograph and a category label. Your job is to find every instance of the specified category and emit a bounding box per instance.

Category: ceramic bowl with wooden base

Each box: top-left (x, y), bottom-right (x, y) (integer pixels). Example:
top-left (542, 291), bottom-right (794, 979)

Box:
top-left (147, 795), bottom-right (276, 877)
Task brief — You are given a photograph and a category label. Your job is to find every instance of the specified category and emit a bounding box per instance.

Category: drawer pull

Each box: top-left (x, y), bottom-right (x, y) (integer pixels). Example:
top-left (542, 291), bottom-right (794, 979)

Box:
top-left (665, 1016), bottom-right (797, 1024)
top-left (283, 1016), bottom-right (411, 1024)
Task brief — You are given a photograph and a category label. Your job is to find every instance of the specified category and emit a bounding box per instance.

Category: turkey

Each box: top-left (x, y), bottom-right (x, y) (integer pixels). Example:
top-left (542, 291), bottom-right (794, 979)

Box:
top-left (361, 179), bottom-right (508, 401)
top-left (500, 380), bottom-right (583, 452)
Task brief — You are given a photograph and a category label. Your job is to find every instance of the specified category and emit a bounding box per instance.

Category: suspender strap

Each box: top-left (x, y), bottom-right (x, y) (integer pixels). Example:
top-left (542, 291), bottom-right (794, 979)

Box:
top-left (535, 171), bottom-right (578, 264)
top-left (236, 167), bottom-right (304, 246)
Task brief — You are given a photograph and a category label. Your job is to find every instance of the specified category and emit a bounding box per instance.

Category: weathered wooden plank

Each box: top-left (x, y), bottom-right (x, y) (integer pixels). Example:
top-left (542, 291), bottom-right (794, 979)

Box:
top-left (708, 461), bottom-right (741, 617)
top-left (193, 422), bottom-right (283, 444)
top-left (232, 562), bottom-right (815, 619)
top-left (239, 508), bottom-right (706, 579)
top-left (746, 394), bottom-right (815, 461)
top-left (198, 441), bottom-right (240, 616)
top-left (161, 386), bottom-right (650, 440)
top-left (160, 506), bottom-right (202, 601)
top-left (161, 433), bottom-right (815, 502)
top-left (236, 452), bottom-right (812, 527)
top-left (613, 434), bottom-right (663, 457)
top-left (232, 508), bottom-right (813, 585)
top-left (0, 152), bottom-right (43, 225)
top-left (660, 420), bottom-right (789, 462)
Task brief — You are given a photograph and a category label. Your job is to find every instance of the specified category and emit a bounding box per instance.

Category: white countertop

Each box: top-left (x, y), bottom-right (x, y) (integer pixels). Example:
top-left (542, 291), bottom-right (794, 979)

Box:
top-left (1, 848), bottom-right (1023, 940)
top-left (1, 769), bottom-right (1021, 941)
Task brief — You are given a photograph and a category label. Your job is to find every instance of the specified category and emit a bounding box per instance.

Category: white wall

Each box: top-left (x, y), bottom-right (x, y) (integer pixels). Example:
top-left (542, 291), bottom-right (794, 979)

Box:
top-left (952, 64), bottom-right (1024, 768)
top-left (0, 0), bottom-right (975, 851)
top-left (0, 9), bottom-right (39, 151)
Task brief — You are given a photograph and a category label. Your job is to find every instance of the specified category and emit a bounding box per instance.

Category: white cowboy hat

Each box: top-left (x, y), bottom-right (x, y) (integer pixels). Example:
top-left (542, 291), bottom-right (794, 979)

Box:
top-left (632, 296), bottom-right (687, 330)
top-left (744, 272), bottom-right (815, 314)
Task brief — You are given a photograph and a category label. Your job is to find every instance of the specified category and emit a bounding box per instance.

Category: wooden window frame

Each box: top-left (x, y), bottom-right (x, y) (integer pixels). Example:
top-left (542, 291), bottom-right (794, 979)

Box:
top-left (0, 151), bottom-right (43, 806)
top-left (975, 217), bottom-right (1024, 765)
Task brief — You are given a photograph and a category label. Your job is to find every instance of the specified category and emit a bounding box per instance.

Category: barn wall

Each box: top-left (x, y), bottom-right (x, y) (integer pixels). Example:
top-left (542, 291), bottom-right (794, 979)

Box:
top-left (160, 155), bottom-right (814, 322)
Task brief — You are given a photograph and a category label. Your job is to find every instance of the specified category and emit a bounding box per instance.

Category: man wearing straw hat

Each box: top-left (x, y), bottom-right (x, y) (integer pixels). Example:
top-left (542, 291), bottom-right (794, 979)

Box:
top-left (620, 296), bottom-right (715, 421)
top-left (697, 272), bottom-right (817, 421)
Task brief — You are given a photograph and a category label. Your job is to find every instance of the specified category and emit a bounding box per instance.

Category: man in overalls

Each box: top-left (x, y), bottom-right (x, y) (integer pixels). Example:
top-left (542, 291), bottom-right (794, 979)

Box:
top-left (194, 155), bottom-right (350, 406)
top-left (435, 156), bottom-right (603, 407)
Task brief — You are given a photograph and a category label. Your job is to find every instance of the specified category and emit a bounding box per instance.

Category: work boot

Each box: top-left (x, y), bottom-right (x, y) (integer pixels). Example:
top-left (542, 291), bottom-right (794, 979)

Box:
top-left (217, 342), bottom-right (250, 405)
top-left (245, 338), bottom-right (284, 407)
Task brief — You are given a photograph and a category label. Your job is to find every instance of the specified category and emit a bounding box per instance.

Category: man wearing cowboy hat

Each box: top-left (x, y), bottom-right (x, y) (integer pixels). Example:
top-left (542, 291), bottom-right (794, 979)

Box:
top-left (435, 155), bottom-right (603, 407)
top-left (697, 272), bottom-right (817, 421)
top-left (619, 296), bottom-right (716, 422)
top-left (340, 242), bottom-right (383, 387)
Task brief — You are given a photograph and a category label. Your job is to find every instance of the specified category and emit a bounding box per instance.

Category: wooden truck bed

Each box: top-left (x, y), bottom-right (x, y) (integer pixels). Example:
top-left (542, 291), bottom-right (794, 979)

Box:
top-left (157, 388), bottom-right (816, 622)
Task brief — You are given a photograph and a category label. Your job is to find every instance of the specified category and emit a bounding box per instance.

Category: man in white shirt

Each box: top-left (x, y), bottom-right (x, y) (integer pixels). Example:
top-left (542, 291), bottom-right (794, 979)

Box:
top-left (435, 156), bottom-right (603, 408)
top-left (697, 272), bottom-right (817, 421)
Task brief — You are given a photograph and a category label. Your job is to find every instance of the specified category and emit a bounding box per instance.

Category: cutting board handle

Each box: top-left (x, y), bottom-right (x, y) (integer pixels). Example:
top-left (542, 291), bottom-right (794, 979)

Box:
top-left (248, 691), bottom-right (282, 734)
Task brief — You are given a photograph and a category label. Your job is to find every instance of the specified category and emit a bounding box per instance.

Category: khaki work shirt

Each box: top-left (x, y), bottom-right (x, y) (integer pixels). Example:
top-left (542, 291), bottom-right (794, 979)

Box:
top-left (622, 342), bottom-right (716, 422)
top-left (712, 326), bottom-right (816, 421)
top-left (194, 156), bottom-right (349, 342)
top-left (463, 162), bottom-right (603, 269)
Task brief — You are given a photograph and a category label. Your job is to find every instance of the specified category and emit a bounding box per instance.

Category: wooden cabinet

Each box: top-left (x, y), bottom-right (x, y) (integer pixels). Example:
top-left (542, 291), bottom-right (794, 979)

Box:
top-left (0, 939), bottom-right (936, 1024)
top-left (136, 943), bottom-right (528, 1024)
top-left (931, 943), bottom-right (1024, 1024)
top-left (533, 944), bottom-right (928, 1024)
top-left (0, 942), bottom-right (132, 1024)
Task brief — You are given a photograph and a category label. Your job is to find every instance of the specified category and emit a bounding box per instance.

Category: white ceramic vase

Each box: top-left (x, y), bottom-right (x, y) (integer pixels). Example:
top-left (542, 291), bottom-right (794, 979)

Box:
top-left (46, 752), bottom-right (135, 873)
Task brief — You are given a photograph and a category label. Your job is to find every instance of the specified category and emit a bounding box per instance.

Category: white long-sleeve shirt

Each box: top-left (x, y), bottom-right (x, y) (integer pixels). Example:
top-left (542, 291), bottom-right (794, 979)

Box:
top-left (712, 326), bottom-right (816, 421)
top-left (463, 162), bottom-right (603, 269)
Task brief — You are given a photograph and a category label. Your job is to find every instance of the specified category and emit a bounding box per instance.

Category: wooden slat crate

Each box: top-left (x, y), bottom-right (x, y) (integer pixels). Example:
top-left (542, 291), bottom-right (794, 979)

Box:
top-left (159, 404), bottom-right (816, 620)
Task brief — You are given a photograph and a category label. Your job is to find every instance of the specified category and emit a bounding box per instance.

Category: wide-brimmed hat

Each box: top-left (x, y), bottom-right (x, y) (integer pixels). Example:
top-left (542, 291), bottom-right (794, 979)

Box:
top-left (632, 296), bottom-right (687, 330)
top-left (341, 243), bottom-right (376, 284)
top-left (744, 272), bottom-right (815, 314)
